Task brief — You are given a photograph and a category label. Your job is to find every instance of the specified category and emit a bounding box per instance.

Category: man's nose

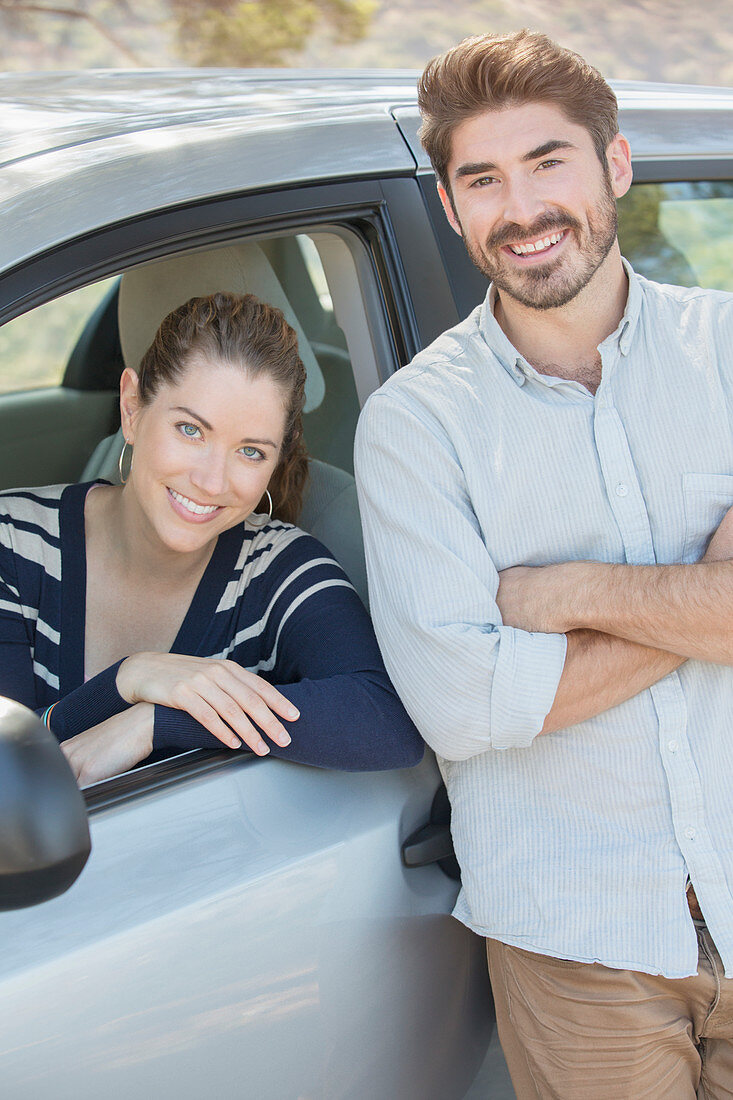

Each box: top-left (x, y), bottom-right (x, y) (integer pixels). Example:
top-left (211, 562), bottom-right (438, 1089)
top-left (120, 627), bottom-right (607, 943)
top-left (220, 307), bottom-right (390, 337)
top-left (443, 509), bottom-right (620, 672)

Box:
top-left (501, 176), bottom-right (546, 228)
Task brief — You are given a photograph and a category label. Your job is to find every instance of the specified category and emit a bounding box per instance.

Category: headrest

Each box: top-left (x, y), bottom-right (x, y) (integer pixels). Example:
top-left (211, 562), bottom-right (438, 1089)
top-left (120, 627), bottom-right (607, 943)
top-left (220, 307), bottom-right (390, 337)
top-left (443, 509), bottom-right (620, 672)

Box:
top-left (117, 241), bottom-right (325, 412)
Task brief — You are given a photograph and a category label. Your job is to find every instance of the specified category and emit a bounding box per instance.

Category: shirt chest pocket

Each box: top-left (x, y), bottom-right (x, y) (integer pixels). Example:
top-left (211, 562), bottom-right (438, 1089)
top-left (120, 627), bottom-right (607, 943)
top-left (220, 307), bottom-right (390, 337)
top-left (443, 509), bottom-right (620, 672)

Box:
top-left (681, 473), bottom-right (733, 563)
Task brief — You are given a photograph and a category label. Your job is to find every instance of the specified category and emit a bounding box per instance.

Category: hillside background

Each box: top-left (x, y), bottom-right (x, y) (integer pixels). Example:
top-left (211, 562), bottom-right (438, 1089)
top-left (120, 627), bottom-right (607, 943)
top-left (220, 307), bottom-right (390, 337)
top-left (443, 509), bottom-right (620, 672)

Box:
top-left (0, 0), bottom-right (730, 85)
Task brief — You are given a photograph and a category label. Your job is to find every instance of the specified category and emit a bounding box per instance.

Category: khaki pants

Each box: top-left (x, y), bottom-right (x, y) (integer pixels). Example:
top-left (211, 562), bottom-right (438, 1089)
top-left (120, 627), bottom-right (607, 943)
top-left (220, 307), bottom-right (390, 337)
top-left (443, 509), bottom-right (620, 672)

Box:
top-left (486, 926), bottom-right (733, 1100)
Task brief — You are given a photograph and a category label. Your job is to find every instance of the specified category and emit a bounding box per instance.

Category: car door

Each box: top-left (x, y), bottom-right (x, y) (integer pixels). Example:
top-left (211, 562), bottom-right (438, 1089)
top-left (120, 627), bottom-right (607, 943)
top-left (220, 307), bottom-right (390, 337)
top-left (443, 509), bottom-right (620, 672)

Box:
top-left (0, 178), bottom-right (494, 1099)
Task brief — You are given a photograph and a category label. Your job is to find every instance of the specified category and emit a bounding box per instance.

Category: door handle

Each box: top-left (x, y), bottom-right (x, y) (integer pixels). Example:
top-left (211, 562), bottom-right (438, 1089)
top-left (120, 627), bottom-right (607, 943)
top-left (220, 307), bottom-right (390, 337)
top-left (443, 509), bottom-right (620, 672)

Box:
top-left (401, 822), bottom-right (454, 867)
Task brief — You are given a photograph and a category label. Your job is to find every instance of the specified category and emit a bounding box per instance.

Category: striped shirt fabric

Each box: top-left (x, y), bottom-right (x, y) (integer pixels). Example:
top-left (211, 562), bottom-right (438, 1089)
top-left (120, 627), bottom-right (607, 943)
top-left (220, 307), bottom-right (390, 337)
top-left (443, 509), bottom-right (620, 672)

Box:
top-left (0, 481), bottom-right (422, 770)
top-left (355, 263), bottom-right (733, 978)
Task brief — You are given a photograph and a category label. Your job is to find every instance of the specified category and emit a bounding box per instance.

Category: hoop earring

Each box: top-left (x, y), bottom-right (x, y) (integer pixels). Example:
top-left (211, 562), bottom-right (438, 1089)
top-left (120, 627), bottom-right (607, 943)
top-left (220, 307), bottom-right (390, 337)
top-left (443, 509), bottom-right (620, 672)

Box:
top-left (248, 490), bottom-right (273, 529)
top-left (118, 439), bottom-right (133, 485)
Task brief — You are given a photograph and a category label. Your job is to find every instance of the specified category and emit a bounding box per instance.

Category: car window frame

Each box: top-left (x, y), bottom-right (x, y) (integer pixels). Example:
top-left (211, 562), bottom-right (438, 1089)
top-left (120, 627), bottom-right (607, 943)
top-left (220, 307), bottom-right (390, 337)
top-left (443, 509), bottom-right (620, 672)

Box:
top-left (0, 174), bottom-right (450, 811)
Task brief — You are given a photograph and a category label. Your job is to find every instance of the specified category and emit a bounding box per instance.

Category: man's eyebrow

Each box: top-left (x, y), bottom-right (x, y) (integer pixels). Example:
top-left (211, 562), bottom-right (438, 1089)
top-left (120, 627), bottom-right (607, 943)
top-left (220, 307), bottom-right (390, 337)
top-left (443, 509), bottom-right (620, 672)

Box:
top-left (453, 139), bottom-right (577, 180)
top-left (522, 139), bottom-right (576, 162)
top-left (454, 161), bottom-right (498, 180)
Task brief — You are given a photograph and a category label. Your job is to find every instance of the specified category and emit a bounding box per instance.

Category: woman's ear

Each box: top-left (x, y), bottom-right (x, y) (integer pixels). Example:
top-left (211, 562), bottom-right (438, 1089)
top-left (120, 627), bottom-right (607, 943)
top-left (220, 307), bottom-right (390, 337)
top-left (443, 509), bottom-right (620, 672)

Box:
top-left (119, 368), bottom-right (142, 443)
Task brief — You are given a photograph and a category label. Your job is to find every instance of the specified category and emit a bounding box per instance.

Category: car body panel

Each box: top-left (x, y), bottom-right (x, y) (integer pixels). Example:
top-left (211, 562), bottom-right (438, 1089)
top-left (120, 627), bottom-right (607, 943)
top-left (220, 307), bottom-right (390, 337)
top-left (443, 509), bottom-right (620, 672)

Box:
top-left (0, 753), bottom-right (491, 1099)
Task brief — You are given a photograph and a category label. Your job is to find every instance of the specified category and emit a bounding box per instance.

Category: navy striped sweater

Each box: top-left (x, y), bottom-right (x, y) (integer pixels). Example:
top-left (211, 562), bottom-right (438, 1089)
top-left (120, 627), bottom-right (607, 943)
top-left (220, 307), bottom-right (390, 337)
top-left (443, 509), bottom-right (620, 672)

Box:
top-left (0, 482), bottom-right (422, 770)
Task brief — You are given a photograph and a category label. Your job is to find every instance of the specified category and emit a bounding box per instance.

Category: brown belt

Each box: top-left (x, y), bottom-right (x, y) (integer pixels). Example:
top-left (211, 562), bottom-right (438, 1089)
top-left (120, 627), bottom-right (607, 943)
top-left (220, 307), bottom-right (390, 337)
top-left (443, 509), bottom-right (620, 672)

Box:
top-left (687, 882), bottom-right (704, 921)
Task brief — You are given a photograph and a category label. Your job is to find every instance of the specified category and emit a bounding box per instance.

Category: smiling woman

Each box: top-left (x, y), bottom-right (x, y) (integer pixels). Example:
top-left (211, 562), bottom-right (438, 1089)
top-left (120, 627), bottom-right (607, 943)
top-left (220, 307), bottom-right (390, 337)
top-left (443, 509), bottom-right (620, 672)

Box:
top-left (0, 291), bottom-right (423, 786)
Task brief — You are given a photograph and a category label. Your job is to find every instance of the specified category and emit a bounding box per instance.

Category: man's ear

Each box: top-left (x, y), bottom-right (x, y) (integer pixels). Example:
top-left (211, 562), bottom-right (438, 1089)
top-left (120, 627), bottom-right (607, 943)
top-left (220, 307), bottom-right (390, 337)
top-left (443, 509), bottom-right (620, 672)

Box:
top-left (606, 133), bottom-right (633, 199)
top-left (119, 367), bottom-right (142, 444)
top-left (437, 181), bottom-right (463, 237)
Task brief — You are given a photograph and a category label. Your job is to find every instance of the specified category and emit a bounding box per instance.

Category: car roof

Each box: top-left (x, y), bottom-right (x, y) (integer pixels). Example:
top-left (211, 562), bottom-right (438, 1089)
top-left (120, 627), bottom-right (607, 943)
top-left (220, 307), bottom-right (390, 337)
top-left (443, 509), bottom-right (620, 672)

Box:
top-left (0, 70), bottom-right (421, 272)
top-left (0, 70), bottom-right (731, 274)
top-left (0, 69), bottom-right (422, 163)
top-left (2, 71), bottom-right (731, 165)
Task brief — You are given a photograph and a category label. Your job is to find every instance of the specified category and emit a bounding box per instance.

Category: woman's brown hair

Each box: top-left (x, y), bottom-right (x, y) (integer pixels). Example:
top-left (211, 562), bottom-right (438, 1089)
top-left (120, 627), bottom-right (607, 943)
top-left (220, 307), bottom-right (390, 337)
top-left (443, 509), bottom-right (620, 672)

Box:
top-left (137, 291), bottom-right (308, 525)
top-left (418, 30), bottom-right (619, 203)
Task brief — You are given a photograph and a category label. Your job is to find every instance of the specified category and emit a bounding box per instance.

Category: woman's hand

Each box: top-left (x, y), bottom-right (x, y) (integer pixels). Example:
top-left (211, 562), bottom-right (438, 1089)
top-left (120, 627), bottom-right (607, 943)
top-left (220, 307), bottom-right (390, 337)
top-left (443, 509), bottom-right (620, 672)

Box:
top-left (115, 653), bottom-right (298, 756)
top-left (60, 703), bottom-right (154, 787)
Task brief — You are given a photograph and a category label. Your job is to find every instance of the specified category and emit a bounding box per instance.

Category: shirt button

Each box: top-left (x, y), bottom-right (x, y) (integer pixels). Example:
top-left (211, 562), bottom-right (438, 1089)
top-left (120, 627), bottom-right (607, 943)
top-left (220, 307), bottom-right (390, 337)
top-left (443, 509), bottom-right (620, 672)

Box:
top-left (668, 740), bottom-right (678, 753)
top-left (684, 826), bottom-right (696, 840)
top-left (615, 483), bottom-right (629, 497)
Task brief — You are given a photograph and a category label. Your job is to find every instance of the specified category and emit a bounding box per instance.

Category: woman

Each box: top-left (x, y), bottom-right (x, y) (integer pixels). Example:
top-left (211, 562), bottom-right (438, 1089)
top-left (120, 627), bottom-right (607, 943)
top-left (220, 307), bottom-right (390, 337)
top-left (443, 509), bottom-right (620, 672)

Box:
top-left (0, 291), bottom-right (422, 785)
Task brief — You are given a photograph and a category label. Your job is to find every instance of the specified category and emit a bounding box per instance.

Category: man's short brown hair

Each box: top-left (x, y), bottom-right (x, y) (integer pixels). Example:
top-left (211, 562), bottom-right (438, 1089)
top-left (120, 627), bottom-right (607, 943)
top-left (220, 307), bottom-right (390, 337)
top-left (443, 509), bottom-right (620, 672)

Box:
top-left (418, 30), bottom-right (619, 194)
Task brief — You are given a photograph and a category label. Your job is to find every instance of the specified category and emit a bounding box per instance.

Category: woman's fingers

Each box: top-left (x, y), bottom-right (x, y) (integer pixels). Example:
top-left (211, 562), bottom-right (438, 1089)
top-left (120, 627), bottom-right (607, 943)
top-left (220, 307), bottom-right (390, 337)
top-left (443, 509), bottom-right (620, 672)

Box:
top-left (181, 691), bottom-right (271, 756)
top-left (225, 664), bottom-right (299, 721)
top-left (212, 668), bottom-right (293, 746)
top-left (180, 673), bottom-right (292, 751)
top-left (116, 653), bottom-right (299, 751)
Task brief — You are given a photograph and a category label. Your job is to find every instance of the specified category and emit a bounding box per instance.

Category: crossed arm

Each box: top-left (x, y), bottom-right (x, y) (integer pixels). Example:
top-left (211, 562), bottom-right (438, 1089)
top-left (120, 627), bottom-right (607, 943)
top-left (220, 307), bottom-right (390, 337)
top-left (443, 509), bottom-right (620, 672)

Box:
top-left (497, 506), bottom-right (733, 733)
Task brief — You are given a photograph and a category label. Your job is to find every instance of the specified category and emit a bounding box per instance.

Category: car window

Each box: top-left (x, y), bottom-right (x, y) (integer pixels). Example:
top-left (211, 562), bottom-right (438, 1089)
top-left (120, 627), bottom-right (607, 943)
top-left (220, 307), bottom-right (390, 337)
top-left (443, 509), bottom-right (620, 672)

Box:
top-left (0, 213), bottom-right (400, 788)
top-left (0, 277), bottom-right (119, 396)
top-left (111, 228), bottom-right (384, 475)
top-left (618, 181), bottom-right (733, 291)
top-left (0, 222), bottom-right (392, 498)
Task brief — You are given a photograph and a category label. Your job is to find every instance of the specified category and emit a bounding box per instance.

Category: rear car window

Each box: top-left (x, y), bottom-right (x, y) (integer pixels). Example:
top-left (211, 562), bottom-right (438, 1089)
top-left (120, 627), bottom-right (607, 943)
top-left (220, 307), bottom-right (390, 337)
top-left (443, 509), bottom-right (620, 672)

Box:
top-left (0, 277), bottom-right (119, 395)
top-left (618, 181), bottom-right (733, 291)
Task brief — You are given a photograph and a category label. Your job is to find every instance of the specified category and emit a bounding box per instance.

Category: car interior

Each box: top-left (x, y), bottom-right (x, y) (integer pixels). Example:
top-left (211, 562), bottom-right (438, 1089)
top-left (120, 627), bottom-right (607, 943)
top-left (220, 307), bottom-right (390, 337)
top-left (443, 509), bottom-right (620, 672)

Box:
top-left (0, 230), bottom-right (386, 607)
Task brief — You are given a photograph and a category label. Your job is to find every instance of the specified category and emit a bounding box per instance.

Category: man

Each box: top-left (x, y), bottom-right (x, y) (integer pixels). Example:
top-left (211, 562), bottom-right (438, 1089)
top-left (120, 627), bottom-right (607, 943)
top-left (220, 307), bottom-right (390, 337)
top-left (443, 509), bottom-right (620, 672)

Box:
top-left (354, 29), bottom-right (733, 1099)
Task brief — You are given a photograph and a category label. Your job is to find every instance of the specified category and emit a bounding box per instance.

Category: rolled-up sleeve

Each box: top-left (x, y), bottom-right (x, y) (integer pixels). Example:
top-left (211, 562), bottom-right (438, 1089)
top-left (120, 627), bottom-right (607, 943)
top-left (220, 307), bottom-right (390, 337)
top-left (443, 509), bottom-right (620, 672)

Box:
top-left (354, 388), bottom-right (566, 759)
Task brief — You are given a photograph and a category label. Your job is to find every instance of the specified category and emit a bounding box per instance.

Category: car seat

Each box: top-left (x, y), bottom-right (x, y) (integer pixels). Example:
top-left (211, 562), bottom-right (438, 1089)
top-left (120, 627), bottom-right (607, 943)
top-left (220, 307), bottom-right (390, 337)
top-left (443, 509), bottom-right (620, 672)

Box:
top-left (81, 243), bottom-right (368, 605)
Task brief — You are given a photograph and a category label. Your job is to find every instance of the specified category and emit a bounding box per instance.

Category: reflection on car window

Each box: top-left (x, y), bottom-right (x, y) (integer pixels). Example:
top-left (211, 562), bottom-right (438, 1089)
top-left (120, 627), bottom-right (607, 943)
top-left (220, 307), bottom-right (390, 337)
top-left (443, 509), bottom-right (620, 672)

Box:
top-left (618, 181), bottom-right (733, 291)
top-left (0, 277), bottom-right (119, 395)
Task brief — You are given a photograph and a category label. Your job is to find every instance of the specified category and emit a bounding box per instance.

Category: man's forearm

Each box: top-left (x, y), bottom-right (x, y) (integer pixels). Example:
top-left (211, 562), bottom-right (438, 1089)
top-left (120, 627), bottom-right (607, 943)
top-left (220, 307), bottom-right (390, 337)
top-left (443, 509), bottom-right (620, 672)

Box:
top-left (556, 560), bottom-right (733, 664)
top-left (541, 629), bottom-right (683, 733)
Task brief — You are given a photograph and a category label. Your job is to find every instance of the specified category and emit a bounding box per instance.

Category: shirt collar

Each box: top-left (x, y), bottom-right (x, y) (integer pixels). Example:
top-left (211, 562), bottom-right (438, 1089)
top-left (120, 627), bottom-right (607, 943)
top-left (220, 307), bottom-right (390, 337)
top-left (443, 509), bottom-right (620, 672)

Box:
top-left (477, 258), bottom-right (644, 387)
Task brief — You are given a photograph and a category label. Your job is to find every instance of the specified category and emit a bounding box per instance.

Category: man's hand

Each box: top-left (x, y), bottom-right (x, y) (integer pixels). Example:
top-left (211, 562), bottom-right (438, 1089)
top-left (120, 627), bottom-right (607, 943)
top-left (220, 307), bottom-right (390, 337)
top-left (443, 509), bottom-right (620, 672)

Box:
top-left (497, 503), bottom-right (733, 732)
top-left (498, 502), bottom-right (733, 666)
top-left (496, 563), bottom-right (573, 634)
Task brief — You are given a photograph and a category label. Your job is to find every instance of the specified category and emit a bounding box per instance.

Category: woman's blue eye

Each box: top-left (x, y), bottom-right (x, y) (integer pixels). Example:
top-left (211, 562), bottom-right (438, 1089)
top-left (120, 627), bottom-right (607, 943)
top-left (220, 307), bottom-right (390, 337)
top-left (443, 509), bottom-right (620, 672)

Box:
top-left (240, 446), bottom-right (263, 459)
top-left (178, 423), bottom-right (201, 438)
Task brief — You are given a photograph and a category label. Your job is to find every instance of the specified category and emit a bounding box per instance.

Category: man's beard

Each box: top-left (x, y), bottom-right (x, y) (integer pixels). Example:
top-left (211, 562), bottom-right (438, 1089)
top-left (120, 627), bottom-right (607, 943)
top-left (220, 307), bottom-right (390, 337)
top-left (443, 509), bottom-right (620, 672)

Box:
top-left (460, 177), bottom-right (618, 311)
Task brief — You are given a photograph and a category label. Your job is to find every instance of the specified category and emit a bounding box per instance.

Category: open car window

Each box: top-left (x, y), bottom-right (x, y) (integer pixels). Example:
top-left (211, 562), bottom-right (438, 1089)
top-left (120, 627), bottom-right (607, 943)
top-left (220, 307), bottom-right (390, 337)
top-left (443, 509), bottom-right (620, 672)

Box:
top-left (0, 210), bottom-right (403, 792)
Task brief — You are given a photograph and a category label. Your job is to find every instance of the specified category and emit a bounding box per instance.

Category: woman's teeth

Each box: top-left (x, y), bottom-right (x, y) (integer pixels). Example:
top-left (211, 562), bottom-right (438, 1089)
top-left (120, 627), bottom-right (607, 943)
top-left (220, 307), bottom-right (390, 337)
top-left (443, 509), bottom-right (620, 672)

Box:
top-left (169, 489), bottom-right (219, 515)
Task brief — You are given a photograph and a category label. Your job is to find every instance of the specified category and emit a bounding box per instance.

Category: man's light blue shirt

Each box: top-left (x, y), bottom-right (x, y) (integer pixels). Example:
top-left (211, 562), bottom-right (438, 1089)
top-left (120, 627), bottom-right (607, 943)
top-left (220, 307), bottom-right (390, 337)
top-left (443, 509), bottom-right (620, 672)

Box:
top-left (355, 264), bottom-right (733, 978)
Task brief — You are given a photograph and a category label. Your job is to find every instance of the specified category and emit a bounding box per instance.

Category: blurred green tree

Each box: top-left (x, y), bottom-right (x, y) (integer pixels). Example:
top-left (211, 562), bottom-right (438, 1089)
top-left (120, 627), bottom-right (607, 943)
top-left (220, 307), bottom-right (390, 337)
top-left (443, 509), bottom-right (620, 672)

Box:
top-left (0, 0), bottom-right (375, 68)
top-left (169, 0), bottom-right (375, 67)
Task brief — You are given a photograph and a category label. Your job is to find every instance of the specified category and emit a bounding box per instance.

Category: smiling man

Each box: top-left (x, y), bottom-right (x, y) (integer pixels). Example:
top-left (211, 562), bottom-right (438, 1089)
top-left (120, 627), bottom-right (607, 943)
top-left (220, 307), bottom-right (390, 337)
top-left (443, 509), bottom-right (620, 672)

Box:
top-left (354, 30), bottom-right (733, 1099)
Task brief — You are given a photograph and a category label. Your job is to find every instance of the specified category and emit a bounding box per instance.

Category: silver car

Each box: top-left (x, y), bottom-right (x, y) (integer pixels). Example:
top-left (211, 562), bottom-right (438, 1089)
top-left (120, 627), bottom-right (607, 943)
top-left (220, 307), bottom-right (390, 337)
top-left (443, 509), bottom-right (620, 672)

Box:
top-left (0, 71), bottom-right (731, 1099)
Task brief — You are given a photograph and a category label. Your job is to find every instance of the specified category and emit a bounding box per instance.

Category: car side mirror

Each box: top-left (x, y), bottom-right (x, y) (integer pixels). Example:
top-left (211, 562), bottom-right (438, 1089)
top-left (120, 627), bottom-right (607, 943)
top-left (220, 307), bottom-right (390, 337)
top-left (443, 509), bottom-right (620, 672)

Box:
top-left (0, 698), bottom-right (91, 910)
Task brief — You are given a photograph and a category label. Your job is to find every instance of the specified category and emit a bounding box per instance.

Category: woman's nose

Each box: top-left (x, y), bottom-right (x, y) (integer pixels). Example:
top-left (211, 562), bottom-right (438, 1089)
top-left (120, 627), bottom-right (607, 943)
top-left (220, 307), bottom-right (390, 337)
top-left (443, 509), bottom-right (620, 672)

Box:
top-left (188, 449), bottom-right (229, 497)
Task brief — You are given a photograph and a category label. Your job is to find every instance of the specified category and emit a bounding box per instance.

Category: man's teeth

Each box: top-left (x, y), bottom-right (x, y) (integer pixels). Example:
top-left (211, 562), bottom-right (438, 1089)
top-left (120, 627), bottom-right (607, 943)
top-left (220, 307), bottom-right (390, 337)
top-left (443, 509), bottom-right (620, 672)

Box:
top-left (510, 231), bottom-right (564, 255)
top-left (169, 489), bottom-right (219, 515)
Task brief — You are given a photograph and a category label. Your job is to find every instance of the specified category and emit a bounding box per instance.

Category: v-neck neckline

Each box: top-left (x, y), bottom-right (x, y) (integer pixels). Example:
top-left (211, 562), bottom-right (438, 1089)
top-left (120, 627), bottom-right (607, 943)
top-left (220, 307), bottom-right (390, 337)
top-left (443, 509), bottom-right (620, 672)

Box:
top-left (58, 481), bottom-right (244, 696)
